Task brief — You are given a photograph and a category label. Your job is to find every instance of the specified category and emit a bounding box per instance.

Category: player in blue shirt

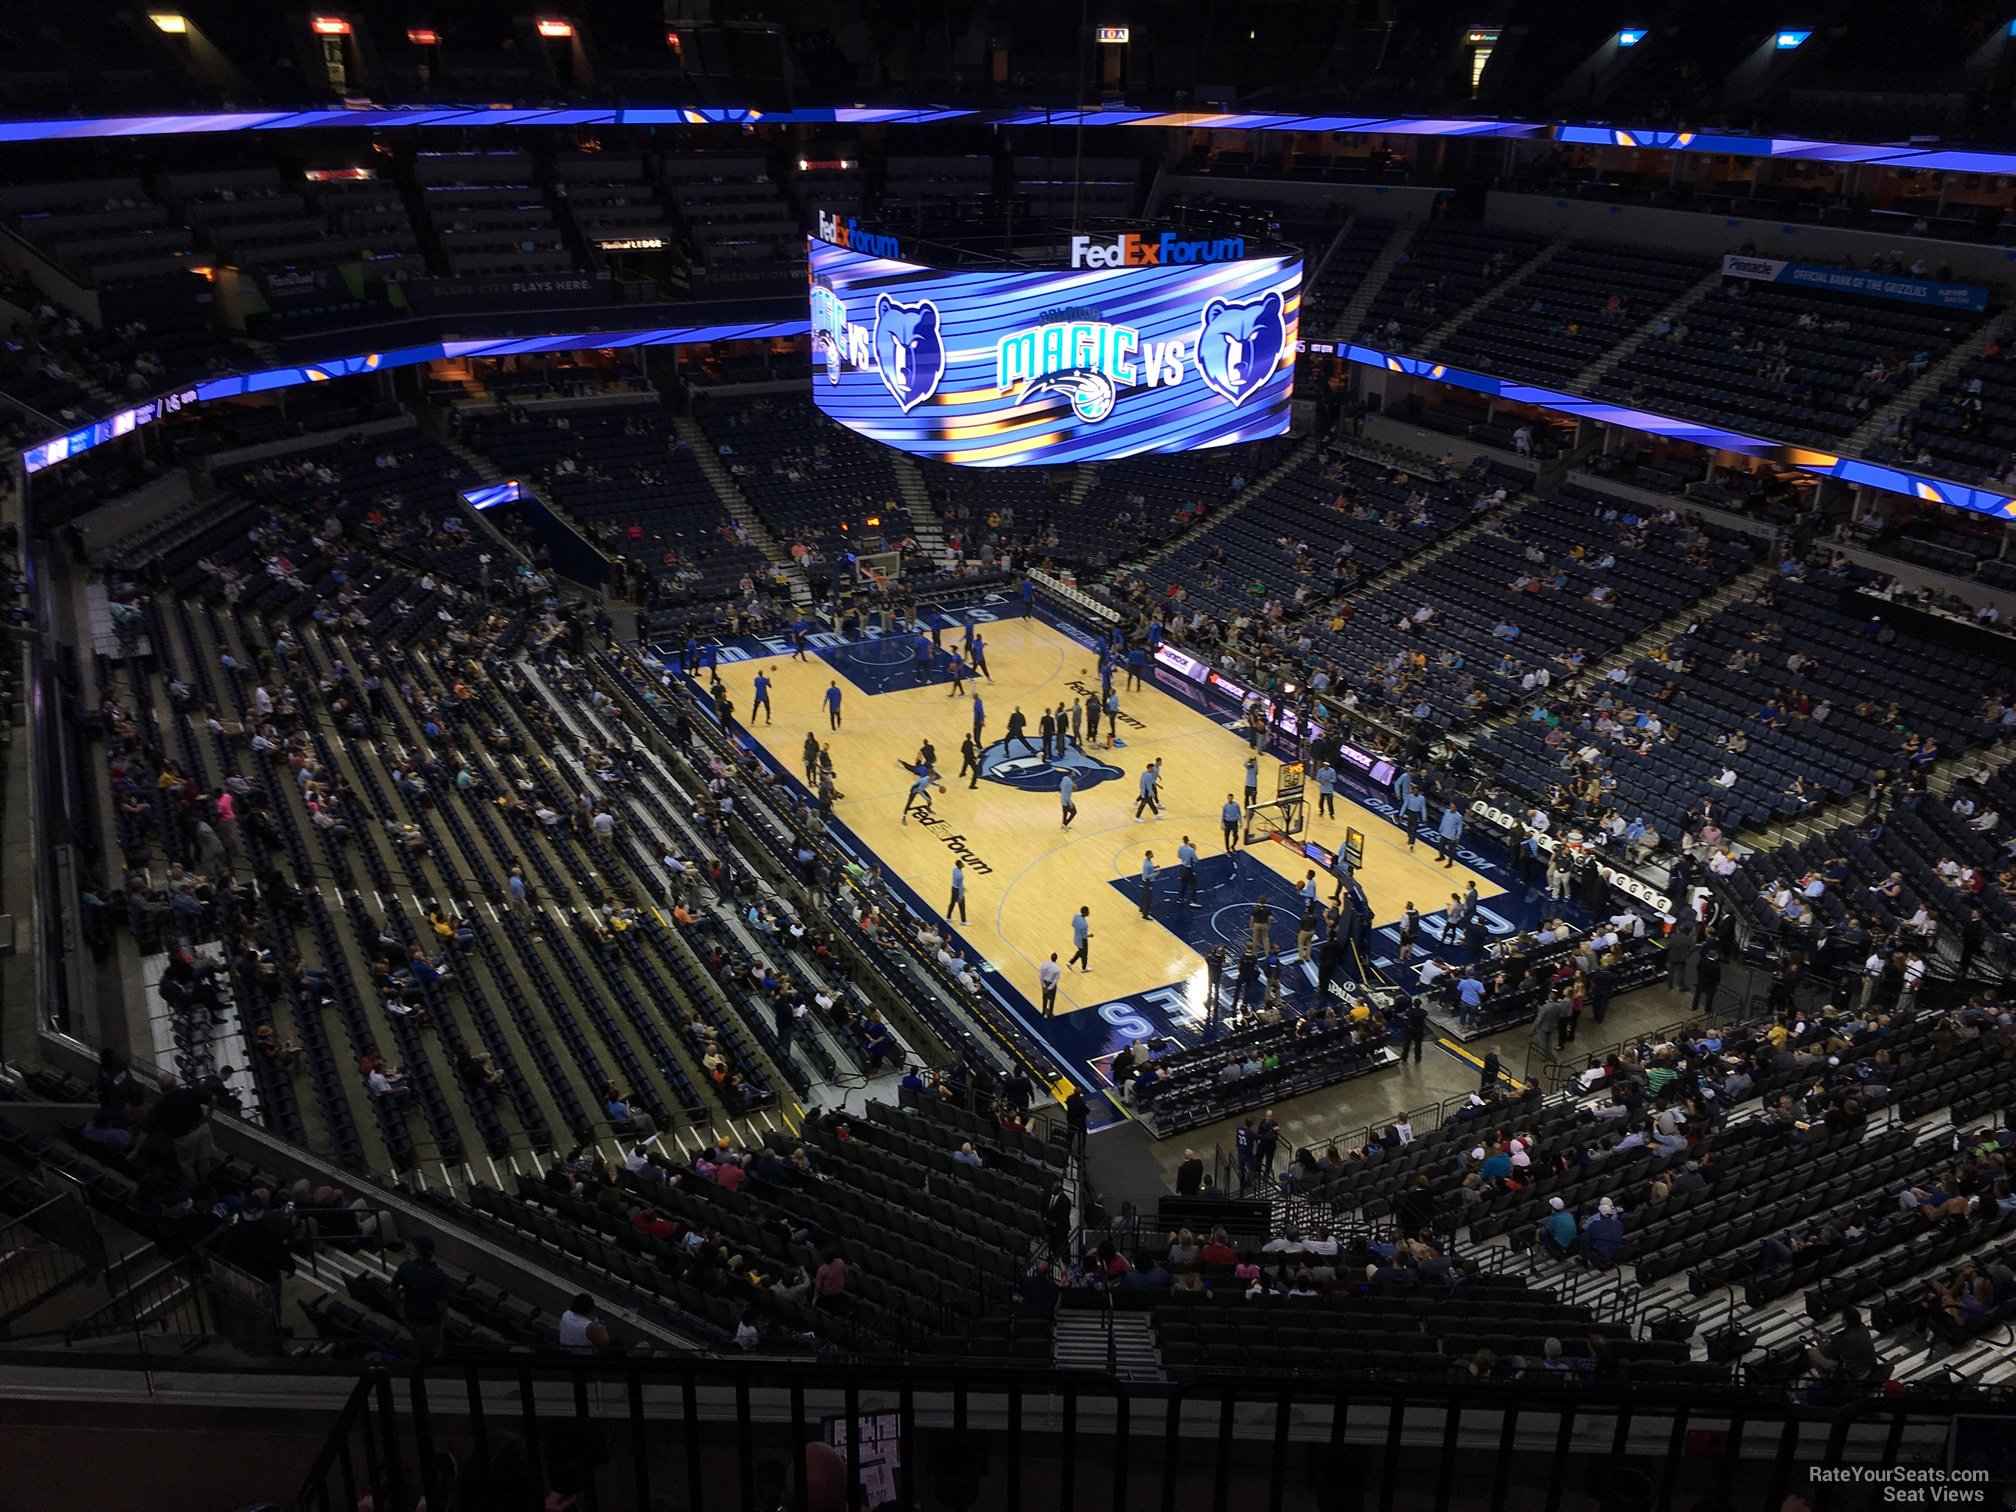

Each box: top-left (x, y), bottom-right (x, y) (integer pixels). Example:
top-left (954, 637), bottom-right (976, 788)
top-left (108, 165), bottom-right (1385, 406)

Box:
top-left (971, 693), bottom-right (986, 747)
top-left (1069, 906), bottom-right (1092, 970)
top-left (750, 668), bottom-right (774, 726)
top-left (901, 762), bottom-right (943, 824)
top-left (1176, 837), bottom-right (1200, 906)
top-left (1221, 794), bottom-right (1243, 852)
top-left (970, 634), bottom-right (991, 680)
top-left (823, 680), bottom-right (843, 731)
top-left (1138, 851), bottom-right (1158, 917)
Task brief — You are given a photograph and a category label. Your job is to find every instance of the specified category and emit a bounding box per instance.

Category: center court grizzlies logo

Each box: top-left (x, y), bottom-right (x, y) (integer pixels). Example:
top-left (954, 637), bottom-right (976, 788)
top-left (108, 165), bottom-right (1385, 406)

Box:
top-left (1195, 289), bottom-right (1287, 408)
top-left (978, 742), bottom-right (1124, 793)
top-left (1023, 368), bottom-right (1117, 423)
top-left (873, 294), bottom-right (945, 412)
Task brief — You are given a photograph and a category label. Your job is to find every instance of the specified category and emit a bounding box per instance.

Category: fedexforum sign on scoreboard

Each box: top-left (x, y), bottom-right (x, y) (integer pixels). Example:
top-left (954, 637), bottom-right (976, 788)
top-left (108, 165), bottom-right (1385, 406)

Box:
top-left (807, 222), bottom-right (1301, 466)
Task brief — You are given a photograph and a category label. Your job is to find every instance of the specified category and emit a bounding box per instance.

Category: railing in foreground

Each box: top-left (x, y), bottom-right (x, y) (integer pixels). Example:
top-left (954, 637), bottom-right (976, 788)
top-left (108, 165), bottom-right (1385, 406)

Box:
top-left (293, 1356), bottom-right (2016, 1512)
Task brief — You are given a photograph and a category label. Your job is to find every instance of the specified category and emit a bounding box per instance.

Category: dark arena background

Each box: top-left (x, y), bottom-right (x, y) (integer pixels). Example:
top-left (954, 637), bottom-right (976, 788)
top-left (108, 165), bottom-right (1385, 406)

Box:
top-left (7, 2), bottom-right (2016, 1508)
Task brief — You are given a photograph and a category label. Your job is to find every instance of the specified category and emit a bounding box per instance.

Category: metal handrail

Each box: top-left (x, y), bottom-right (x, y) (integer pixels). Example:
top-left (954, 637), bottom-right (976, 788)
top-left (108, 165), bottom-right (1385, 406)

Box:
top-left (269, 1351), bottom-right (2016, 1512)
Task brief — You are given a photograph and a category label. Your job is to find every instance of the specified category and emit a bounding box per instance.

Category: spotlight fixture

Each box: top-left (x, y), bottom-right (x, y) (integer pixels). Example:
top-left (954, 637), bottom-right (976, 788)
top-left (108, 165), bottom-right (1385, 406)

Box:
top-left (310, 16), bottom-right (351, 35)
top-left (535, 18), bottom-right (574, 39)
top-left (1774, 29), bottom-right (1811, 48)
top-left (406, 28), bottom-right (439, 45)
top-left (148, 12), bottom-right (188, 32)
top-left (1617, 29), bottom-right (1647, 46)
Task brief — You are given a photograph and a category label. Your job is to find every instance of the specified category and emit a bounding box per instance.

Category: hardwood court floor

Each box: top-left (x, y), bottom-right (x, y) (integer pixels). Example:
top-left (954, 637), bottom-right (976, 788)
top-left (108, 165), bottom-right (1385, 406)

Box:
top-left (708, 615), bottom-right (1498, 1019)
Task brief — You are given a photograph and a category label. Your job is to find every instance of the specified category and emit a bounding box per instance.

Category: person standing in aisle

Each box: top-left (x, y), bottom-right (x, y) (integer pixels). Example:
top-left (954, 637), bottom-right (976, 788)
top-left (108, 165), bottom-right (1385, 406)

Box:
top-left (1221, 794), bottom-right (1243, 852)
top-left (1069, 906), bottom-right (1092, 970)
top-left (823, 679), bottom-right (843, 732)
top-left (1059, 771), bottom-right (1078, 829)
top-left (1256, 1111), bottom-right (1280, 1178)
top-left (1176, 835), bottom-right (1200, 907)
top-left (750, 667), bottom-right (774, 725)
top-left (1038, 953), bottom-right (1062, 1015)
top-left (946, 861), bottom-right (968, 922)
top-left (1138, 852), bottom-right (1158, 917)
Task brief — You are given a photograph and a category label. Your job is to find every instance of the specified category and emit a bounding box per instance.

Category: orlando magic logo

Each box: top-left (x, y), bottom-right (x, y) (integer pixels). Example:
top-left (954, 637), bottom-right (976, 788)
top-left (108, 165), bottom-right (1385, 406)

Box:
top-left (978, 742), bottom-right (1124, 793)
top-left (1022, 367), bottom-right (1118, 423)
top-left (873, 294), bottom-right (945, 413)
top-left (1195, 289), bottom-right (1287, 408)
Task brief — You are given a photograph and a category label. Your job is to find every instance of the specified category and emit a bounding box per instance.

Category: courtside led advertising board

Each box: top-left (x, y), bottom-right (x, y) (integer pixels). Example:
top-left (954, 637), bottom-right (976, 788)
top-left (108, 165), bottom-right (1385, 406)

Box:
top-left (807, 231), bottom-right (1301, 466)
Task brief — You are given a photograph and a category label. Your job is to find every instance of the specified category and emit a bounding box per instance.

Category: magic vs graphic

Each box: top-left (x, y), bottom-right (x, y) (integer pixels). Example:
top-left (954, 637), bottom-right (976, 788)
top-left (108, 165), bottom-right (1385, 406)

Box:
top-left (806, 233), bottom-right (1300, 467)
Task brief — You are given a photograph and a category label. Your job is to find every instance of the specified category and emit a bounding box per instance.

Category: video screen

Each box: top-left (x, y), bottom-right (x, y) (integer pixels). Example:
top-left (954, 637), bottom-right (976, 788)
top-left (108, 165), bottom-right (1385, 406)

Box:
top-left (808, 234), bottom-right (1300, 466)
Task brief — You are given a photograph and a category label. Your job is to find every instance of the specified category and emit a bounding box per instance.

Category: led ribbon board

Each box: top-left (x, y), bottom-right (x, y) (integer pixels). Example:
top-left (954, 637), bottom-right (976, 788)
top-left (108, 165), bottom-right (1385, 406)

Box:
top-left (807, 233), bottom-right (1300, 466)
top-left (1304, 338), bottom-right (2016, 519)
top-left (5, 105), bottom-right (2016, 176)
top-left (19, 319), bottom-right (808, 475)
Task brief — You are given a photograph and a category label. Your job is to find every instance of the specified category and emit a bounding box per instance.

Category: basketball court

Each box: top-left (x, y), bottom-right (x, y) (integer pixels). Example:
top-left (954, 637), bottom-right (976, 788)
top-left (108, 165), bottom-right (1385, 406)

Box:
top-left (649, 602), bottom-right (1518, 1116)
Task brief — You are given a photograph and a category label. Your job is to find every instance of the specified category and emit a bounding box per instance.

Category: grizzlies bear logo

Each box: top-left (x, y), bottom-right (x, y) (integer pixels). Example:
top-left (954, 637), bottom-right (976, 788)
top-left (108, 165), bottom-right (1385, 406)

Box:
top-left (873, 294), bottom-right (946, 413)
top-left (978, 741), bottom-right (1124, 794)
top-left (1195, 289), bottom-right (1287, 408)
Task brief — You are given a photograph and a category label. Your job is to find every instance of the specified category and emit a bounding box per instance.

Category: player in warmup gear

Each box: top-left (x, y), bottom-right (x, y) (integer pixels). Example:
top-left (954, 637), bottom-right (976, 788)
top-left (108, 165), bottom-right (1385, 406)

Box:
top-left (1138, 852), bottom-right (1158, 917)
top-left (971, 694), bottom-right (986, 748)
top-left (1221, 794), bottom-right (1242, 852)
top-left (946, 862), bottom-right (968, 922)
top-left (1177, 836), bottom-right (1200, 906)
top-left (900, 761), bottom-right (945, 824)
top-left (1243, 755), bottom-right (1260, 808)
top-left (1133, 759), bottom-right (1161, 821)
top-left (750, 667), bottom-right (774, 725)
top-left (958, 735), bottom-right (980, 789)
top-left (823, 680), bottom-right (843, 731)
top-left (971, 634), bottom-right (991, 680)
top-left (1038, 953), bottom-right (1062, 1015)
top-left (1069, 906), bottom-right (1092, 970)
top-left (1059, 771), bottom-right (1078, 829)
